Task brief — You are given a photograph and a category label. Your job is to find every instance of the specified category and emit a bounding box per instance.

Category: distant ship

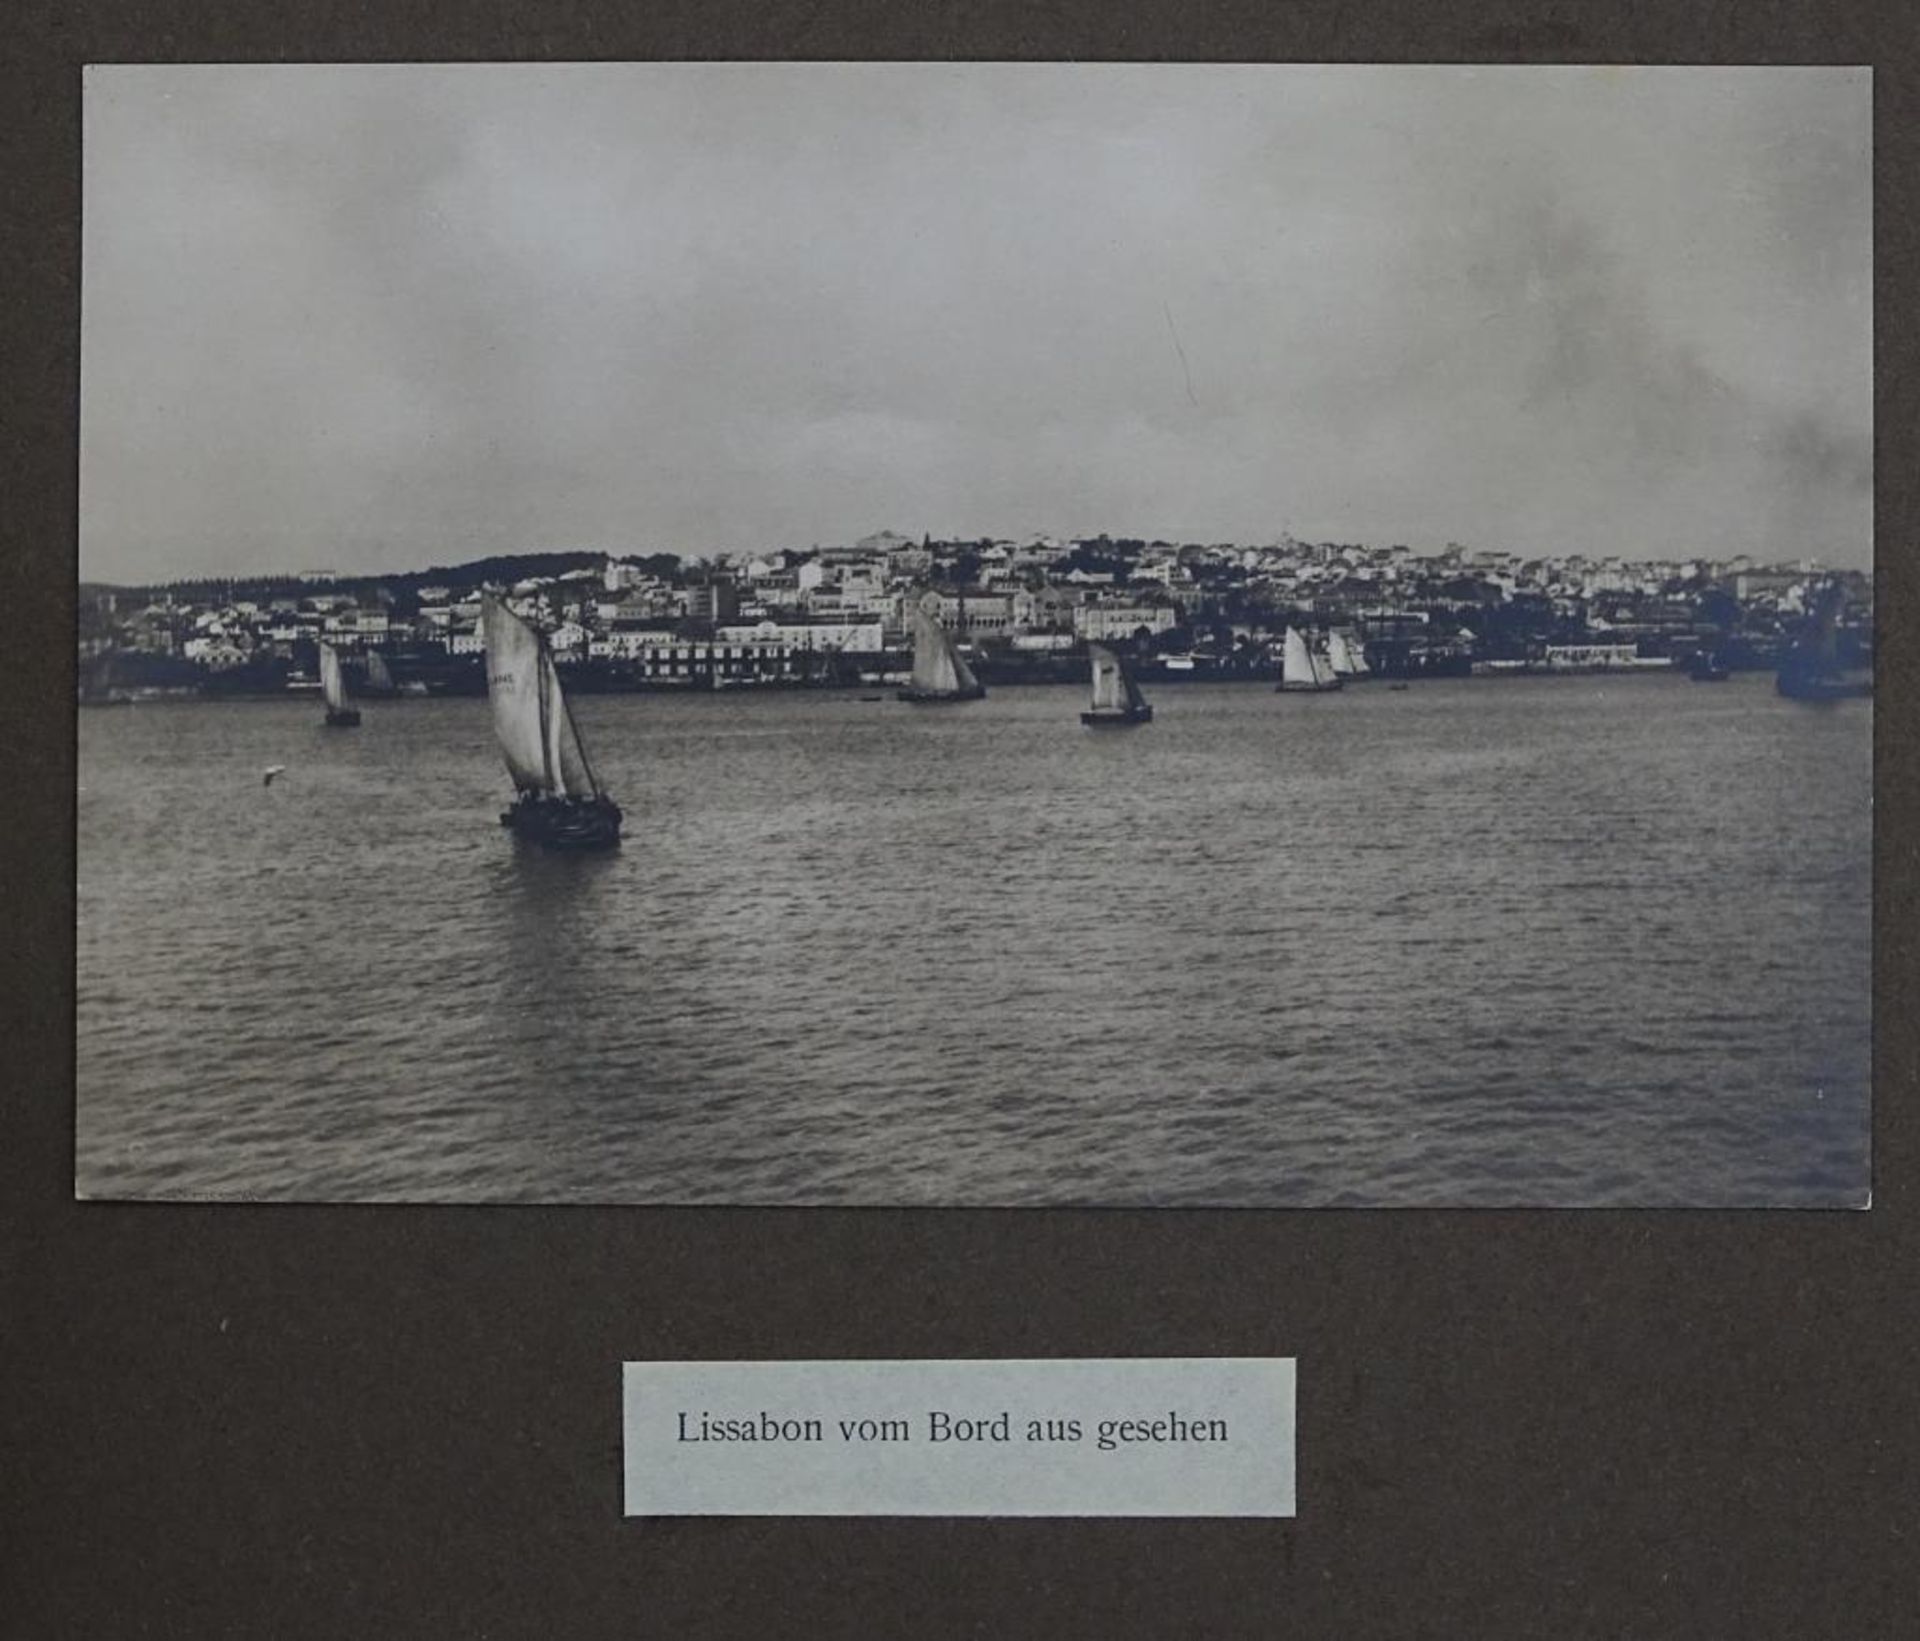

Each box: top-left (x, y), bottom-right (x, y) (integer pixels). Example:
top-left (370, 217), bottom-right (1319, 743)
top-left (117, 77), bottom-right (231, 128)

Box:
top-left (1327, 628), bottom-right (1370, 681)
top-left (482, 593), bottom-right (623, 849)
top-left (1082, 643), bottom-right (1153, 726)
top-left (1776, 583), bottom-right (1871, 702)
top-left (319, 642), bottom-right (361, 727)
top-left (1277, 627), bottom-right (1343, 693)
top-left (898, 608), bottom-right (986, 702)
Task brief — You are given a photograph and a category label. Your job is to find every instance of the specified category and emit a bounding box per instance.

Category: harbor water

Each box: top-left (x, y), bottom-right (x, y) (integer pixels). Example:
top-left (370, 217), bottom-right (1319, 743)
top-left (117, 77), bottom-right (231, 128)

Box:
top-left (76, 675), bottom-right (1871, 1206)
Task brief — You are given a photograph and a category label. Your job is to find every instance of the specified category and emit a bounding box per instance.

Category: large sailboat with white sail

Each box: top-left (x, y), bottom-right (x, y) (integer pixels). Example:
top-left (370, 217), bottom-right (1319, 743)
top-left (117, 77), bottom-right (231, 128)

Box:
top-left (482, 593), bottom-right (623, 849)
top-left (1277, 627), bottom-right (1343, 693)
top-left (318, 641), bottom-right (361, 726)
top-left (898, 607), bottom-right (986, 702)
top-left (1082, 643), bottom-right (1153, 726)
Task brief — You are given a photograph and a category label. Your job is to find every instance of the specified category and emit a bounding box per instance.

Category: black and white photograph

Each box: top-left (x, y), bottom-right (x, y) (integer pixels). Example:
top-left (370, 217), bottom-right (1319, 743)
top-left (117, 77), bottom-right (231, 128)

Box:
top-left (76, 63), bottom-right (1872, 1207)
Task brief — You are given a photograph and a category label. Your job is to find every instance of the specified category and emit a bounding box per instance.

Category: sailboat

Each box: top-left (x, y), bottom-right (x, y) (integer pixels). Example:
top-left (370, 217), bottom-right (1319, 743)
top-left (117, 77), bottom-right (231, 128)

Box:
top-left (1776, 583), bottom-right (1871, 702)
top-left (482, 593), bottom-right (623, 849)
top-left (319, 641), bottom-right (361, 726)
top-left (362, 650), bottom-right (400, 698)
top-left (1327, 629), bottom-right (1370, 681)
top-left (1276, 627), bottom-right (1343, 693)
top-left (1082, 643), bottom-right (1153, 726)
top-left (898, 607), bottom-right (986, 702)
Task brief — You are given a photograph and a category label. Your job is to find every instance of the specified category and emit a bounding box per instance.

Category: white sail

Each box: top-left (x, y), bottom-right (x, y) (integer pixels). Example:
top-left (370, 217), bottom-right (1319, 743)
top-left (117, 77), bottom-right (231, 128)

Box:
top-left (482, 594), bottom-right (559, 793)
top-left (1310, 639), bottom-right (1340, 688)
top-left (951, 641), bottom-right (981, 696)
top-left (911, 608), bottom-right (979, 695)
top-left (1281, 628), bottom-right (1318, 688)
top-left (539, 647), bottom-right (603, 799)
top-left (1088, 643), bottom-right (1125, 711)
top-left (318, 642), bottom-right (350, 712)
top-left (1087, 644), bottom-right (1149, 715)
top-left (366, 651), bottom-right (395, 692)
top-left (1328, 630), bottom-right (1368, 678)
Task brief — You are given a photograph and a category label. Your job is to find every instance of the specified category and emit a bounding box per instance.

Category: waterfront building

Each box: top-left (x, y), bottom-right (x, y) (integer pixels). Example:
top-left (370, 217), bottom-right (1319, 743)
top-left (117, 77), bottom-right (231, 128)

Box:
top-left (921, 592), bottom-right (1015, 635)
top-left (1542, 643), bottom-right (1645, 669)
top-left (1074, 603), bottom-right (1178, 641)
top-left (182, 636), bottom-right (250, 669)
top-left (589, 623), bottom-right (681, 661)
top-left (716, 616), bottom-right (885, 652)
top-left (586, 635), bottom-right (809, 685)
top-left (323, 608), bottom-right (390, 644)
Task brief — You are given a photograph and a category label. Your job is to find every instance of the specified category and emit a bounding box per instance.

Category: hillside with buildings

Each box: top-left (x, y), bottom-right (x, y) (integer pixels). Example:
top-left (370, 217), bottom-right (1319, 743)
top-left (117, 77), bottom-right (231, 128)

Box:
top-left (77, 531), bottom-right (1872, 699)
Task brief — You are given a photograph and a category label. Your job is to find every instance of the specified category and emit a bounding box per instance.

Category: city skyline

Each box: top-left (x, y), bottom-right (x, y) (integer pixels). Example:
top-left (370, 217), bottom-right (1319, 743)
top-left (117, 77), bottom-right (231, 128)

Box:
top-left (82, 64), bottom-right (1873, 582)
top-left (78, 529), bottom-right (1857, 596)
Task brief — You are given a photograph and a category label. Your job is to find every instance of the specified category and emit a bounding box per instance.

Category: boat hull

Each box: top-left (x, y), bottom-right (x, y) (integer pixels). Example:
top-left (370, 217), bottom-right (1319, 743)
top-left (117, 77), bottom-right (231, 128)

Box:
top-left (897, 686), bottom-right (986, 703)
top-left (500, 793), bottom-right (624, 850)
top-left (1276, 681), bottom-right (1343, 693)
top-left (323, 708), bottom-right (362, 727)
top-left (1081, 707), bottom-right (1152, 726)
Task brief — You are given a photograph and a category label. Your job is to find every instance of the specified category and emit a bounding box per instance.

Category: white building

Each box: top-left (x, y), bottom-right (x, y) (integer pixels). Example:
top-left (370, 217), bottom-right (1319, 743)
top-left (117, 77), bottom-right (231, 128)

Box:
top-left (920, 592), bottom-right (1015, 634)
top-left (1074, 604), bottom-right (1178, 641)
top-left (716, 616), bottom-right (885, 651)
top-left (183, 636), bottom-right (250, 669)
top-left (1542, 643), bottom-right (1643, 669)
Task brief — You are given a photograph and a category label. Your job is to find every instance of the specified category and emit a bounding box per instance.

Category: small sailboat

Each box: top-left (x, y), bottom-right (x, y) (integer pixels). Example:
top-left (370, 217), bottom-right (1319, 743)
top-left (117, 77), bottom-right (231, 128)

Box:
top-left (1081, 643), bottom-right (1153, 726)
top-left (362, 650), bottom-right (400, 697)
top-left (482, 593), bottom-right (622, 849)
top-left (1276, 627), bottom-right (1343, 693)
top-left (898, 607), bottom-right (986, 703)
top-left (1327, 628), bottom-right (1370, 680)
top-left (319, 641), bottom-right (361, 726)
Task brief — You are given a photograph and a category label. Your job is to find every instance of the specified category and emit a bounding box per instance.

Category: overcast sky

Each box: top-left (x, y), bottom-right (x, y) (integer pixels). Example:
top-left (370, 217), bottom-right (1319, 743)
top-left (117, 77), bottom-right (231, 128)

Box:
top-left (81, 64), bottom-right (1871, 580)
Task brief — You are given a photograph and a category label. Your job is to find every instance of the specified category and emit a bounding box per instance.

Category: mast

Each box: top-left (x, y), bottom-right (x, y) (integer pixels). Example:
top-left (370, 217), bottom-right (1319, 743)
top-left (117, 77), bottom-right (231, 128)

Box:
top-left (1806, 581), bottom-right (1844, 674)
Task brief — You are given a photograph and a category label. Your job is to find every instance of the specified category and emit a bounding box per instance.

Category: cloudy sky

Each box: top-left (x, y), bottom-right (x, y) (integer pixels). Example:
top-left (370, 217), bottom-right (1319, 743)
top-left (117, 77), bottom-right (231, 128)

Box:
top-left (81, 64), bottom-right (1871, 580)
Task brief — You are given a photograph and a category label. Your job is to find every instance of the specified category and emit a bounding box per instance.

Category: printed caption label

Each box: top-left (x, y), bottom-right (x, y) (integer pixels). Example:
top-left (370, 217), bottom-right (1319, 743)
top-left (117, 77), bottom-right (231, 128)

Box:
top-left (622, 1357), bottom-right (1295, 1517)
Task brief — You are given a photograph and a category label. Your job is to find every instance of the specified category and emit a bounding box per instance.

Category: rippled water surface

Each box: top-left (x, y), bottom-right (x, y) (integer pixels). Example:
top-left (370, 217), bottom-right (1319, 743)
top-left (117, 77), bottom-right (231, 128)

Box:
top-left (76, 675), bottom-right (1870, 1205)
